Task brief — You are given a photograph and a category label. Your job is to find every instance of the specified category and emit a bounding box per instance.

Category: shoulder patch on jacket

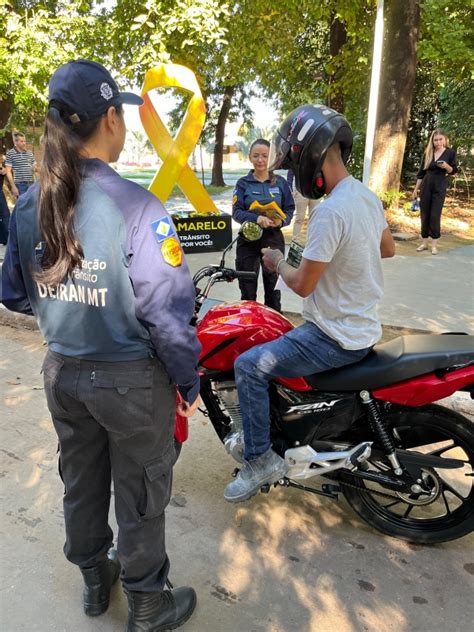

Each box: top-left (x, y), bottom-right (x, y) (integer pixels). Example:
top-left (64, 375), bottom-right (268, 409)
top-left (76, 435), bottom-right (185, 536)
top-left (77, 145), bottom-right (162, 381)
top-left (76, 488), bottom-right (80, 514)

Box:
top-left (161, 236), bottom-right (183, 267)
top-left (151, 216), bottom-right (175, 243)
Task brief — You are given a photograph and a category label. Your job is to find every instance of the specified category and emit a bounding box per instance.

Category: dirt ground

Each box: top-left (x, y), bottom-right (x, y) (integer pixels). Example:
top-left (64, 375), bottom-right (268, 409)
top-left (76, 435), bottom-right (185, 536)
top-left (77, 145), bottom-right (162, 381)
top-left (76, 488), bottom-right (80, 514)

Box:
top-left (1, 325), bottom-right (474, 632)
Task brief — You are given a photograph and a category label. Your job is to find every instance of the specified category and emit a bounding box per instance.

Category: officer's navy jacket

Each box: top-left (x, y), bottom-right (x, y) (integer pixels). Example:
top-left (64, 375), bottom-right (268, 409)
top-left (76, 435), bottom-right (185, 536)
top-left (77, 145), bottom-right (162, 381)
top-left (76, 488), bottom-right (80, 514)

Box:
top-left (1, 159), bottom-right (201, 403)
top-left (232, 170), bottom-right (294, 226)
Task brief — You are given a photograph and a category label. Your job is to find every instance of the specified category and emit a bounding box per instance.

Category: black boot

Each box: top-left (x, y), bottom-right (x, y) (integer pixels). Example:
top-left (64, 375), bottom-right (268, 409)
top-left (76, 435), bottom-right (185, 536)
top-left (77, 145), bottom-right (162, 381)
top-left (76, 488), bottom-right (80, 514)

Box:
top-left (80, 548), bottom-right (121, 616)
top-left (126, 587), bottom-right (197, 632)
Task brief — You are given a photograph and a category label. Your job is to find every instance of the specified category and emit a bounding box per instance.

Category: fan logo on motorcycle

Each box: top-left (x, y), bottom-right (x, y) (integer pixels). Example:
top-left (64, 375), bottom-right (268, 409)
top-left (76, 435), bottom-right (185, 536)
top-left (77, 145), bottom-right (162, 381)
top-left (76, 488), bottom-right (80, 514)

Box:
top-left (286, 399), bottom-right (342, 414)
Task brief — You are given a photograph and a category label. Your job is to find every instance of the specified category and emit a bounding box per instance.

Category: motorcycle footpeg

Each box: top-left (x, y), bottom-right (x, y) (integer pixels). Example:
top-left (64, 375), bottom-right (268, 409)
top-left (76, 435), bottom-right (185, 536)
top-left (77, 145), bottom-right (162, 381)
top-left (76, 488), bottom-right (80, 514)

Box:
top-left (348, 442), bottom-right (372, 468)
top-left (284, 442), bottom-right (373, 480)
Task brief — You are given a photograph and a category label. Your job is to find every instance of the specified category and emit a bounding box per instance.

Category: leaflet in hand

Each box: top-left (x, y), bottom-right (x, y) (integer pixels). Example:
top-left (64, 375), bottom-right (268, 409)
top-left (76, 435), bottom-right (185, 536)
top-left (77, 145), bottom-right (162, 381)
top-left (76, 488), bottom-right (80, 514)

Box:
top-left (249, 200), bottom-right (286, 222)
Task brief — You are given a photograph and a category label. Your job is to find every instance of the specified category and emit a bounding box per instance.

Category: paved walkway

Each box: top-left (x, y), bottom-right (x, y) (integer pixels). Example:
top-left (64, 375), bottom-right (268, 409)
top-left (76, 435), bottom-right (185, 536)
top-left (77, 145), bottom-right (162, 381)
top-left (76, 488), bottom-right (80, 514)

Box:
top-left (184, 241), bottom-right (474, 335)
top-left (169, 188), bottom-right (474, 335)
top-left (1, 186), bottom-right (473, 334)
top-left (1, 326), bottom-right (473, 632)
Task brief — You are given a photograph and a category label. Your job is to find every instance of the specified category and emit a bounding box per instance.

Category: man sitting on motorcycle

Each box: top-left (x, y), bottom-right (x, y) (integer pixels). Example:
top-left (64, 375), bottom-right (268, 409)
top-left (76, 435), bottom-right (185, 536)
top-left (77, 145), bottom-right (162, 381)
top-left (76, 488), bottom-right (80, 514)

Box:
top-left (224, 105), bottom-right (395, 503)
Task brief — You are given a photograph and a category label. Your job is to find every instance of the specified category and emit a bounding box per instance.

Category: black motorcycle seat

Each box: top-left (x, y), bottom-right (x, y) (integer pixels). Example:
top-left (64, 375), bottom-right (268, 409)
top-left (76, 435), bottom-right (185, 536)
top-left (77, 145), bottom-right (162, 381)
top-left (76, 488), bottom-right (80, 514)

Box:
top-left (305, 334), bottom-right (474, 392)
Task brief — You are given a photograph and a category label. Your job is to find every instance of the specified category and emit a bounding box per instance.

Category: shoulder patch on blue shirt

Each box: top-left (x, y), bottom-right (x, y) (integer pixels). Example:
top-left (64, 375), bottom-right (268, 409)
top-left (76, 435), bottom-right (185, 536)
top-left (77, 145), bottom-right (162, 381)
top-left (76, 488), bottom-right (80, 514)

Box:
top-left (150, 216), bottom-right (176, 243)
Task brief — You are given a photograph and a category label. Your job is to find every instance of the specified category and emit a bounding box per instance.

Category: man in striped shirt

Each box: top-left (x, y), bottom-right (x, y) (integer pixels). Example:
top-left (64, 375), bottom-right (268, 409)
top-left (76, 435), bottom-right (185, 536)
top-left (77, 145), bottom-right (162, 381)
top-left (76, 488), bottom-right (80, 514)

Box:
top-left (5, 132), bottom-right (38, 198)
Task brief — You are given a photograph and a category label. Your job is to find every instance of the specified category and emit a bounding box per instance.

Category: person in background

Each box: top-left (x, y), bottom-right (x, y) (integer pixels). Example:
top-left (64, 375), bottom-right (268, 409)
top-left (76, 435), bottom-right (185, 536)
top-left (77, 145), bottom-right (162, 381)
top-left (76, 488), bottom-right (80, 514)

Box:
top-left (1, 59), bottom-right (200, 632)
top-left (224, 105), bottom-right (395, 503)
top-left (0, 154), bottom-right (10, 244)
top-left (286, 168), bottom-right (320, 242)
top-left (232, 138), bottom-right (294, 312)
top-left (5, 132), bottom-right (38, 198)
top-left (413, 128), bottom-right (457, 255)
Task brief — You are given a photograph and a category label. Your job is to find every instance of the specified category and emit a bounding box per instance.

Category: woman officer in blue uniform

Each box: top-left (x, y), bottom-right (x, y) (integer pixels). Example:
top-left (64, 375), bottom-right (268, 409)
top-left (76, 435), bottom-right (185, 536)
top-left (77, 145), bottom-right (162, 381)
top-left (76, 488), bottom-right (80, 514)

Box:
top-left (233, 138), bottom-right (294, 312)
top-left (1, 60), bottom-right (200, 632)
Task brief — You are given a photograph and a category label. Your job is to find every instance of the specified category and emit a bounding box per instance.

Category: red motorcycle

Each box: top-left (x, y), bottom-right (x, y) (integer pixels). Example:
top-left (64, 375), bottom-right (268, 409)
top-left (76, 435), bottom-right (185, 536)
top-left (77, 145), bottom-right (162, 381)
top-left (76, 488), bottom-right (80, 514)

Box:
top-left (176, 225), bottom-right (474, 544)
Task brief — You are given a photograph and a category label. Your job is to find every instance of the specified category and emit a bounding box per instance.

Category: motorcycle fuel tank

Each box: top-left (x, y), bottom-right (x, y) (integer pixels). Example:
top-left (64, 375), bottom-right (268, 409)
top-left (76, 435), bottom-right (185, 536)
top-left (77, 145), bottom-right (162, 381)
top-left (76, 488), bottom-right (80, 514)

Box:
top-left (197, 300), bottom-right (294, 371)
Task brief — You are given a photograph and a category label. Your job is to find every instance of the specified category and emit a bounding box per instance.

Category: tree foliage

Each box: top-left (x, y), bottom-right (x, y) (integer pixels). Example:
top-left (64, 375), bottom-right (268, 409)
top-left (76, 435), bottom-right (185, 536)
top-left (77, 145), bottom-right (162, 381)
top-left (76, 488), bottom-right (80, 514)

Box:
top-left (0, 1), bottom-right (104, 130)
top-left (418, 0), bottom-right (473, 84)
top-left (1, 0), bottom-right (471, 192)
top-left (401, 0), bottom-right (474, 185)
top-left (368, 0), bottom-right (420, 195)
top-left (108, 0), bottom-right (230, 84)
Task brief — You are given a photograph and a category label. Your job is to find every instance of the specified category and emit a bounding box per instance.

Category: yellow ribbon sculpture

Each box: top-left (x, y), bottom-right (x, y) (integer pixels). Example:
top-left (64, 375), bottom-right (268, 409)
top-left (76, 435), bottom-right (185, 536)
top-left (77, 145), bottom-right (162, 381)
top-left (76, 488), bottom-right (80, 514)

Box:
top-left (140, 63), bottom-right (219, 215)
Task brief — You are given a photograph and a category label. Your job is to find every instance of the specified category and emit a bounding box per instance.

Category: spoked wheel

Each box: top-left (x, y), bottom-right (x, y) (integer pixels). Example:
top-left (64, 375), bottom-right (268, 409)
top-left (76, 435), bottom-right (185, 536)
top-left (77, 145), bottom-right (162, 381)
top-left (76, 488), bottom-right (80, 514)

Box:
top-left (341, 404), bottom-right (474, 544)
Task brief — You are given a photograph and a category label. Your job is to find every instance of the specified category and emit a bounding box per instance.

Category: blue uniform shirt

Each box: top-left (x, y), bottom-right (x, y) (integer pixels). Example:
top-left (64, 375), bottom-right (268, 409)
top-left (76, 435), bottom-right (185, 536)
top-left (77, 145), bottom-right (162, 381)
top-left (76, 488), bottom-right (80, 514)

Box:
top-left (1, 159), bottom-right (201, 403)
top-left (232, 171), bottom-right (294, 226)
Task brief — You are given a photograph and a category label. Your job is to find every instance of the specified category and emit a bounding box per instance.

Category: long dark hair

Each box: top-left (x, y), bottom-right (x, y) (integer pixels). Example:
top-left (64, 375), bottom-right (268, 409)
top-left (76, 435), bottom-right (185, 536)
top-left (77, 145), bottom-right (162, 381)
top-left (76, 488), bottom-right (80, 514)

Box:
top-left (33, 105), bottom-right (116, 286)
top-left (249, 138), bottom-right (276, 184)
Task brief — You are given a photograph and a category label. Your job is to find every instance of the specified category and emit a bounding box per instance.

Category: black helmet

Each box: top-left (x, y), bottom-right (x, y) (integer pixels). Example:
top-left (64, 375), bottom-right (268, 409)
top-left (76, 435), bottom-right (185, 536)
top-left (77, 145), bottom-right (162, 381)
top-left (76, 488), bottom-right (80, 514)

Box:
top-left (269, 104), bottom-right (353, 199)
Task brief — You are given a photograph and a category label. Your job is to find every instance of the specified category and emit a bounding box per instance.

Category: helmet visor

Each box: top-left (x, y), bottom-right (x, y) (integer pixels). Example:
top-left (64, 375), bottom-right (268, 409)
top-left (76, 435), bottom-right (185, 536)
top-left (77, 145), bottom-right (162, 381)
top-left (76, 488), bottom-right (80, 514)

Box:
top-left (268, 134), bottom-right (291, 171)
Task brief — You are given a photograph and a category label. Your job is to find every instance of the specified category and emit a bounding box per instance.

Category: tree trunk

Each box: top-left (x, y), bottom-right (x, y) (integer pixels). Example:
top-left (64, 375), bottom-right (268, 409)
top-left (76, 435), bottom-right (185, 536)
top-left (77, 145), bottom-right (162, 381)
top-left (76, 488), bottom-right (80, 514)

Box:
top-left (369, 0), bottom-right (420, 196)
top-left (210, 86), bottom-right (234, 187)
top-left (0, 95), bottom-right (14, 143)
top-left (327, 15), bottom-right (347, 113)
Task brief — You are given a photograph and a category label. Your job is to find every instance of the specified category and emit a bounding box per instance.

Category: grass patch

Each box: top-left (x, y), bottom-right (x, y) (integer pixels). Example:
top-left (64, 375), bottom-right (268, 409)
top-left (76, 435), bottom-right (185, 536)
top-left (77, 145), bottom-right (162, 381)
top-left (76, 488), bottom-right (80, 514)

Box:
top-left (206, 185), bottom-right (233, 195)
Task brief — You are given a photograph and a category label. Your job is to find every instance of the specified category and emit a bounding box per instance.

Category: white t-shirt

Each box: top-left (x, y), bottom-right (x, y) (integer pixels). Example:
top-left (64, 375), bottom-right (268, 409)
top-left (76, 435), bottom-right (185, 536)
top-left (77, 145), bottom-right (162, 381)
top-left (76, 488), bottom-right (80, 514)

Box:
top-left (302, 175), bottom-right (388, 350)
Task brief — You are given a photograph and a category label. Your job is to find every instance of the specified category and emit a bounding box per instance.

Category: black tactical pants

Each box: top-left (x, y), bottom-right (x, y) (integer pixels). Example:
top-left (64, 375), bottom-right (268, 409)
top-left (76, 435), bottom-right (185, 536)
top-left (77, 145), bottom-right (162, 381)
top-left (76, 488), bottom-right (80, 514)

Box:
top-left (42, 350), bottom-right (175, 592)
top-left (235, 227), bottom-right (285, 312)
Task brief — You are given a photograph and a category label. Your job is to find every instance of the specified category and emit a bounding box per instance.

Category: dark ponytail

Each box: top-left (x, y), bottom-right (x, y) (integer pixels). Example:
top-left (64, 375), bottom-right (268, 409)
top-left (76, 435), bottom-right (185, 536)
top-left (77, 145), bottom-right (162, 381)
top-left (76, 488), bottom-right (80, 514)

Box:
top-left (33, 106), bottom-right (104, 286)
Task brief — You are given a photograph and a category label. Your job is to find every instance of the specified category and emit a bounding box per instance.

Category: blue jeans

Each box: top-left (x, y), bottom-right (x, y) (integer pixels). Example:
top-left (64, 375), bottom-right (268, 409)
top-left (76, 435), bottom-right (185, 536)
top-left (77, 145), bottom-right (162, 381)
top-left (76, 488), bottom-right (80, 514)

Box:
top-left (17, 181), bottom-right (33, 196)
top-left (235, 322), bottom-right (372, 460)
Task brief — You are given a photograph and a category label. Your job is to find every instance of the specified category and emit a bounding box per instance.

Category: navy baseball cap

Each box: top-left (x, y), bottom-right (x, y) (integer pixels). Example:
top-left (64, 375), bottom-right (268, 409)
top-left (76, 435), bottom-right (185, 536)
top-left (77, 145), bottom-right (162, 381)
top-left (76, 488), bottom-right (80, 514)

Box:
top-left (48, 59), bottom-right (143, 123)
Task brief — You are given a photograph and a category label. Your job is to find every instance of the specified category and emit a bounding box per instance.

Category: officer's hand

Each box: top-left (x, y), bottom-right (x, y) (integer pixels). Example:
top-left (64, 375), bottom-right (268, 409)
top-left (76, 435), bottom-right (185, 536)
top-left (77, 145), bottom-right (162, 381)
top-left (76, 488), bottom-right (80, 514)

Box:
top-left (262, 247), bottom-right (284, 272)
top-left (256, 215), bottom-right (274, 229)
top-left (177, 394), bottom-right (202, 418)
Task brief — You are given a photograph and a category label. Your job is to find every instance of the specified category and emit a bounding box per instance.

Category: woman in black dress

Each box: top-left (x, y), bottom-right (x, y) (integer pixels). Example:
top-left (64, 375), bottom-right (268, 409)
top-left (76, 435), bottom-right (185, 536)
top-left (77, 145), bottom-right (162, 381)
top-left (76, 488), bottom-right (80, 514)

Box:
top-left (413, 129), bottom-right (457, 255)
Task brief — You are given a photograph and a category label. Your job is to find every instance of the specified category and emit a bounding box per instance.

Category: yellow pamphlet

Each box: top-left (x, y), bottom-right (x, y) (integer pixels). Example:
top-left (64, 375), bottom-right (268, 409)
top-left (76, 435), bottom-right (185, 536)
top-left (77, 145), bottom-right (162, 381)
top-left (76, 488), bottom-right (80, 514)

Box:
top-left (248, 200), bottom-right (286, 223)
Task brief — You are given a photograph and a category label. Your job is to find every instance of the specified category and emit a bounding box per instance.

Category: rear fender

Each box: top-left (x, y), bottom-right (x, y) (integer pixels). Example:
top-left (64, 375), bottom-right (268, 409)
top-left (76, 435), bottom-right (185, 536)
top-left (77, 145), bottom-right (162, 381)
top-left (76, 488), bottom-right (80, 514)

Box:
top-left (373, 366), bottom-right (474, 406)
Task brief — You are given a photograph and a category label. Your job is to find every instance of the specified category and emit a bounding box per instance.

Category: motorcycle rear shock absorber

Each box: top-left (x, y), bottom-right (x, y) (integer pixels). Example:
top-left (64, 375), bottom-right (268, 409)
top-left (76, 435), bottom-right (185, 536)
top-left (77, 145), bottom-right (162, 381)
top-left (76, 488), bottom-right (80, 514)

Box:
top-left (360, 390), bottom-right (403, 475)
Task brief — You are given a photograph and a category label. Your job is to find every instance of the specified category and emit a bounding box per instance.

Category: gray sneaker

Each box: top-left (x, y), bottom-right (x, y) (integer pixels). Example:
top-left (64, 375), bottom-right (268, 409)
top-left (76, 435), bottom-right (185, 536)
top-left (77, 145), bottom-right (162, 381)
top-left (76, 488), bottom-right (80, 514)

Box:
top-left (224, 448), bottom-right (288, 503)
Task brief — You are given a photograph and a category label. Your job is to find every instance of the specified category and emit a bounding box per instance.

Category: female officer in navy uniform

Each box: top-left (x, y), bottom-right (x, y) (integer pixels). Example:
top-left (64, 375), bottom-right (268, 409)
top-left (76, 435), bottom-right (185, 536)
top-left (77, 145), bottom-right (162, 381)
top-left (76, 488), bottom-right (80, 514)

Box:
top-left (233, 138), bottom-right (294, 312)
top-left (1, 60), bottom-right (200, 632)
top-left (413, 128), bottom-right (457, 255)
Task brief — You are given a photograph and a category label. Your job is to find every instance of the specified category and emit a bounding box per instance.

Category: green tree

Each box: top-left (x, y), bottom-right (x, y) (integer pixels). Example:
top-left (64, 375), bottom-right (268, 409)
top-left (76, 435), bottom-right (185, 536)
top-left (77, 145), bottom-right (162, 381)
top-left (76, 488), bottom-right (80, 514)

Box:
top-left (0, 0), bottom-right (104, 131)
top-left (106, 0), bottom-right (232, 185)
top-left (368, 0), bottom-right (421, 195)
top-left (370, 0), bottom-right (473, 196)
top-left (401, 0), bottom-right (474, 184)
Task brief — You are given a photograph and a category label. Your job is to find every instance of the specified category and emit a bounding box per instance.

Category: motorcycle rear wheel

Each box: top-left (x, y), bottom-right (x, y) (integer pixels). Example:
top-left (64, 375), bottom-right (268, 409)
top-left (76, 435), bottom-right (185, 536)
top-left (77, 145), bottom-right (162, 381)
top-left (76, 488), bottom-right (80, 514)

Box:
top-left (341, 404), bottom-right (474, 544)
